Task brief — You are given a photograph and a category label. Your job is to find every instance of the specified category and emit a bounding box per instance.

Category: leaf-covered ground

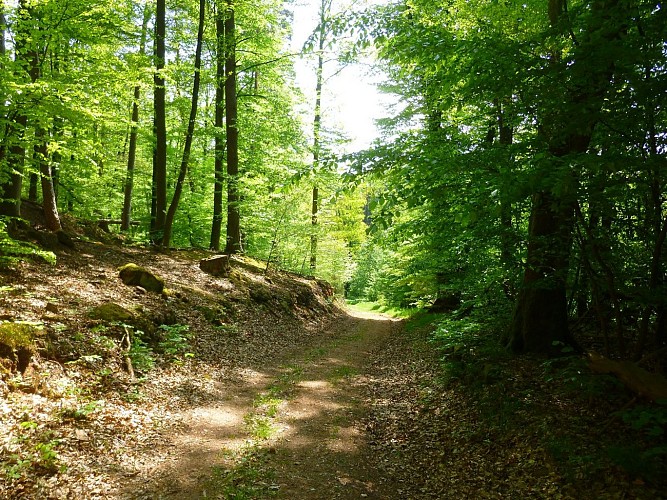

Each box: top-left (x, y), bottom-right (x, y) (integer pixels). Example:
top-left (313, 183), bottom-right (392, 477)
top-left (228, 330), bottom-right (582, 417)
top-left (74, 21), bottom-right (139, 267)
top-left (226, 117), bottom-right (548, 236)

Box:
top-left (0, 228), bottom-right (665, 498)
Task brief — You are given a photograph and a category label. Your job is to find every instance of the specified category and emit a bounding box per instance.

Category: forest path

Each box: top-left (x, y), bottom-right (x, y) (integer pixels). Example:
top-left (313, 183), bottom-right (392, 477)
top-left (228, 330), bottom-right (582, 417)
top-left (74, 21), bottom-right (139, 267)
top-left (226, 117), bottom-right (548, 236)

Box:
top-left (126, 308), bottom-right (405, 499)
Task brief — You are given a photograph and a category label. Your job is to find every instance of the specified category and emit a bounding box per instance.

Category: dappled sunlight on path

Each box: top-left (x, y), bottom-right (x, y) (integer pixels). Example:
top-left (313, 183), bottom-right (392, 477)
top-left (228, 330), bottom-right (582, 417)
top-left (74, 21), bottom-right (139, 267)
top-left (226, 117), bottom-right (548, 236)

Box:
top-left (118, 311), bottom-right (401, 499)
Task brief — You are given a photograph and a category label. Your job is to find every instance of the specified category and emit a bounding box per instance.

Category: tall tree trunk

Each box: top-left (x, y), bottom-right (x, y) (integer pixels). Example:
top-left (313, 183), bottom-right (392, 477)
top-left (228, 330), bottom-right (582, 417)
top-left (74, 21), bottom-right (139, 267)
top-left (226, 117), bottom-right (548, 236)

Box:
top-left (26, 9), bottom-right (60, 231)
top-left (161, 0), bottom-right (205, 248)
top-left (506, 0), bottom-right (621, 354)
top-left (310, 0), bottom-right (328, 271)
top-left (507, 190), bottom-right (576, 353)
top-left (121, 4), bottom-right (150, 231)
top-left (35, 131), bottom-right (61, 231)
top-left (497, 98), bottom-right (515, 298)
top-left (210, 5), bottom-right (226, 251)
top-left (0, 2), bottom-right (5, 57)
top-left (223, 0), bottom-right (241, 254)
top-left (0, 2), bottom-right (24, 219)
top-left (151, 0), bottom-right (167, 244)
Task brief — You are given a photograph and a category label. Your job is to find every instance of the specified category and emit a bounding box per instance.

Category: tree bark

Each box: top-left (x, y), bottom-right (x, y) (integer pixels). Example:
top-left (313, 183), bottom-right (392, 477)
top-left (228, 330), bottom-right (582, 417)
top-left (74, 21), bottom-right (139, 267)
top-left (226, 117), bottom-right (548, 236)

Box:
top-left (506, 0), bottom-right (622, 354)
top-left (210, 5), bottom-right (226, 251)
top-left (121, 4), bottom-right (151, 231)
top-left (161, 0), bottom-right (205, 248)
top-left (497, 98), bottom-right (515, 298)
top-left (508, 191), bottom-right (576, 353)
top-left (25, 4), bottom-right (61, 231)
top-left (223, 0), bottom-right (242, 254)
top-left (309, 0), bottom-right (328, 271)
top-left (151, 0), bottom-right (167, 244)
top-left (0, 2), bottom-right (25, 219)
top-left (0, 115), bottom-right (26, 218)
top-left (35, 132), bottom-right (61, 231)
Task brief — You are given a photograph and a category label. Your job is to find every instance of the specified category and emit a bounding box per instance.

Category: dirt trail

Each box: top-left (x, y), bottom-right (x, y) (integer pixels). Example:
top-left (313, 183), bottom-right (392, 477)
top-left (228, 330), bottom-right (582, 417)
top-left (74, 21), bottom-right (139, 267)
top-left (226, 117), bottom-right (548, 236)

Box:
top-left (123, 309), bottom-right (402, 499)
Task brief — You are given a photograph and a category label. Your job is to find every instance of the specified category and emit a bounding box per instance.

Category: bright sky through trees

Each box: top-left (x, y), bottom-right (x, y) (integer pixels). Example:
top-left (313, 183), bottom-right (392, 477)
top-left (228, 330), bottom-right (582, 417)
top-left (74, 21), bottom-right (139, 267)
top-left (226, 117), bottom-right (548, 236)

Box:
top-left (290, 0), bottom-right (393, 153)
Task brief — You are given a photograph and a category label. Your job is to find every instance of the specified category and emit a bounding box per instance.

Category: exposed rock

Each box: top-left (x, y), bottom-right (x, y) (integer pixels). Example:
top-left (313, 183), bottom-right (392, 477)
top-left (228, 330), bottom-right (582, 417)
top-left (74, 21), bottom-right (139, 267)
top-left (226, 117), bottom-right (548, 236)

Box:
top-left (316, 279), bottom-right (335, 298)
top-left (36, 230), bottom-right (60, 251)
top-left (118, 263), bottom-right (165, 293)
top-left (199, 255), bottom-right (231, 276)
top-left (295, 284), bottom-right (317, 308)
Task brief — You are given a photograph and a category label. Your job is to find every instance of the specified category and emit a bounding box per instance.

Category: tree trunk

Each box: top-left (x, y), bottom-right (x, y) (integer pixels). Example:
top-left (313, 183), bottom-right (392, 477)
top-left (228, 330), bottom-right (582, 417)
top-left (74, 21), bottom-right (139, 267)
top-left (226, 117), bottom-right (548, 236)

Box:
top-left (36, 132), bottom-right (61, 231)
top-left (210, 5), bottom-right (226, 251)
top-left (0, 2), bottom-right (24, 219)
top-left (309, 0), bottom-right (328, 271)
top-left (506, 0), bottom-right (621, 354)
top-left (507, 191), bottom-right (576, 353)
top-left (0, 116), bottom-right (26, 218)
top-left (161, 0), bottom-right (205, 248)
top-left (26, 10), bottom-right (61, 232)
top-left (121, 5), bottom-right (150, 232)
top-left (223, 0), bottom-right (241, 254)
top-left (310, 185), bottom-right (318, 271)
top-left (151, 0), bottom-right (167, 244)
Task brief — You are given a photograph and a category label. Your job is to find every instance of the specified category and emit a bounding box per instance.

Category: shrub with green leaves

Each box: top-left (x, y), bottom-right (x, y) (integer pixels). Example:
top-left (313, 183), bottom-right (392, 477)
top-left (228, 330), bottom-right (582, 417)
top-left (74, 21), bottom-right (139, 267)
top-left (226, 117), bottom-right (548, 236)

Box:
top-left (157, 324), bottom-right (194, 362)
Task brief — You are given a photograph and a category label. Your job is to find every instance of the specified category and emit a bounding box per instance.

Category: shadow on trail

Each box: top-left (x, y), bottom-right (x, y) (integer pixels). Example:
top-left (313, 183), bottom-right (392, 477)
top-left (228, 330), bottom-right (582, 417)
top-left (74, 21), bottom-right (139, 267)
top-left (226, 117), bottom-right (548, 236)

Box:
top-left (116, 312), bottom-right (400, 499)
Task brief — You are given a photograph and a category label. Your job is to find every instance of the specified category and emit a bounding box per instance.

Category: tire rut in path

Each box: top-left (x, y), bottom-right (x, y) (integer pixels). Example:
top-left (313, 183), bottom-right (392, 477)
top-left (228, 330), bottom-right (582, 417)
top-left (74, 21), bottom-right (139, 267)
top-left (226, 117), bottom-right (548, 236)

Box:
top-left (131, 310), bottom-right (402, 499)
top-left (268, 311), bottom-right (400, 499)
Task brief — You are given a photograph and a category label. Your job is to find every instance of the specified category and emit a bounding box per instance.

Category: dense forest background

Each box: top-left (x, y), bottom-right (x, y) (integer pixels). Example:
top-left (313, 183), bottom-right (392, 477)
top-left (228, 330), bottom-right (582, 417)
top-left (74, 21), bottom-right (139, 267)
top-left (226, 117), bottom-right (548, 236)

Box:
top-left (1, 0), bottom-right (667, 363)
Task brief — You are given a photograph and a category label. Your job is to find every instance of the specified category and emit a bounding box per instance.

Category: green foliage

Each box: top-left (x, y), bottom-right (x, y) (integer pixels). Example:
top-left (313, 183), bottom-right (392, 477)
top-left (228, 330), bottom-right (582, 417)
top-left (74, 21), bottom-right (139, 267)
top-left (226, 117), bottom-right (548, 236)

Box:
top-left (607, 443), bottom-right (665, 484)
top-left (430, 314), bottom-right (507, 387)
top-left (0, 221), bottom-right (56, 267)
top-left (57, 401), bottom-right (100, 422)
top-left (2, 418), bottom-right (64, 482)
top-left (205, 447), bottom-right (278, 499)
top-left (346, 239), bottom-right (387, 301)
top-left (128, 336), bottom-right (154, 374)
top-left (341, 0), bottom-right (667, 360)
top-left (618, 403), bottom-right (667, 439)
top-left (244, 413), bottom-right (276, 441)
top-left (157, 324), bottom-right (194, 362)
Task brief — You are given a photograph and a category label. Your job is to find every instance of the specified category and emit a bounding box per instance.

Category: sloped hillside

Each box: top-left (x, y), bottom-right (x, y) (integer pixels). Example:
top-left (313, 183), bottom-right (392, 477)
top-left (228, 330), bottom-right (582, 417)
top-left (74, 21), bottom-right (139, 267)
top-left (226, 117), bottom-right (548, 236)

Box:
top-left (0, 225), bottom-right (342, 498)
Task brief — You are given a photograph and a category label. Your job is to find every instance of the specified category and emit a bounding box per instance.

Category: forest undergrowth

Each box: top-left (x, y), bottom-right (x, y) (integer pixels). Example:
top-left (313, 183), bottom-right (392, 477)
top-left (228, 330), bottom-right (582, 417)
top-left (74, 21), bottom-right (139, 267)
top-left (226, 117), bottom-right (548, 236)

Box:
top-left (0, 223), bottom-right (664, 498)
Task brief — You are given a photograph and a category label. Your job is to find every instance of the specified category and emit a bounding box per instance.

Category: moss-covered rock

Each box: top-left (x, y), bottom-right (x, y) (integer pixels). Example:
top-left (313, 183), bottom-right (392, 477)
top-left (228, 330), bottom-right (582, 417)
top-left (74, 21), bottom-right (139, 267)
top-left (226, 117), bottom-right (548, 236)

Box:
top-left (118, 263), bottom-right (165, 293)
top-left (249, 283), bottom-right (273, 303)
top-left (88, 302), bottom-right (135, 323)
top-left (0, 322), bottom-right (41, 374)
